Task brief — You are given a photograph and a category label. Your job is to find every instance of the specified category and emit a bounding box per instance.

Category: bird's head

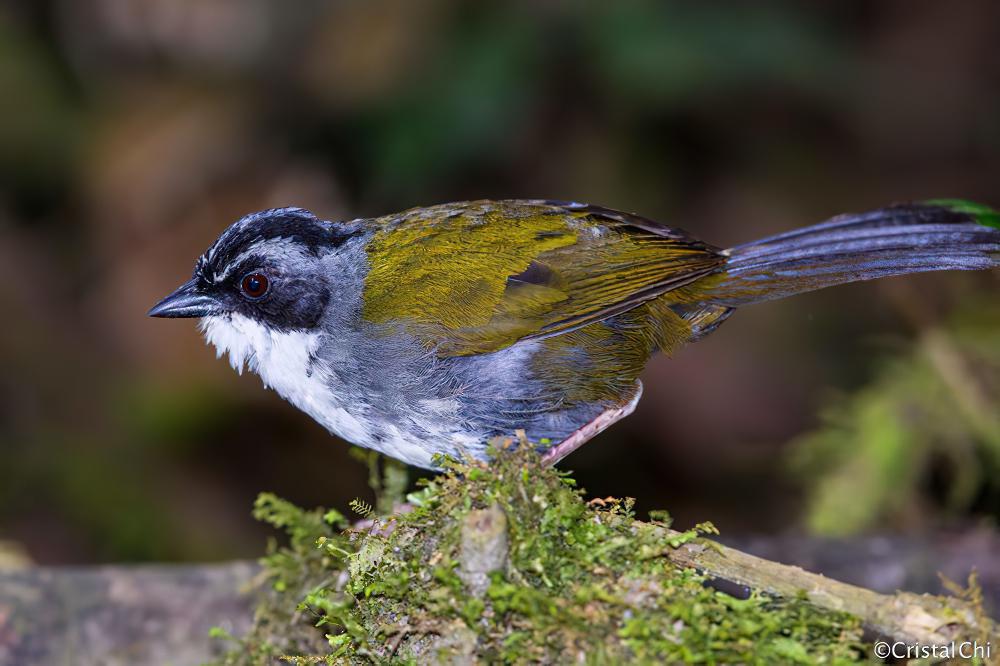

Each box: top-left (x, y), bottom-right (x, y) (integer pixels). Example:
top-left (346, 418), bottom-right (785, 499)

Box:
top-left (149, 207), bottom-right (356, 327)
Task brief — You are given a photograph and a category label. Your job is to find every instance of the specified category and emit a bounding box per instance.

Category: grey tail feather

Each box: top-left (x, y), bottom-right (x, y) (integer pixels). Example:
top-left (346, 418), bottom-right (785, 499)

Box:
top-left (700, 202), bottom-right (1000, 308)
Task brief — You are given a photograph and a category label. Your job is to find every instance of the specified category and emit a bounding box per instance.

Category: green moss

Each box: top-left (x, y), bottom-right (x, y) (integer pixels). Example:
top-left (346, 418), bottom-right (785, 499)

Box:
top-left (213, 445), bottom-right (867, 664)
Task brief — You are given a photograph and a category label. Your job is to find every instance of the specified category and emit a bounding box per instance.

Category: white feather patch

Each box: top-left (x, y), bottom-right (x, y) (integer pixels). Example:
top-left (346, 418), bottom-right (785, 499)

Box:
top-left (200, 314), bottom-right (372, 444)
top-left (198, 314), bottom-right (463, 468)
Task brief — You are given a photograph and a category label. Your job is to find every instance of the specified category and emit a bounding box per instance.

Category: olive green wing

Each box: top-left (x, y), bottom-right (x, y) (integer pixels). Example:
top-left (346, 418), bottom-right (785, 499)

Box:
top-left (360, 200), bottom-right (725, 355)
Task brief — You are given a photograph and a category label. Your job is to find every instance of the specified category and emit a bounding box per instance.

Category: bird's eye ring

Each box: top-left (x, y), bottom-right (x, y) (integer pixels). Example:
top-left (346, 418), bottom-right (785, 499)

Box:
top-left (240, 272), bottom-right (270, 299)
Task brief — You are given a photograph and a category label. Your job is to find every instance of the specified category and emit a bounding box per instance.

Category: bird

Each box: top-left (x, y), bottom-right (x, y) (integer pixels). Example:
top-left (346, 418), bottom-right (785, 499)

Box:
top-left (149, 199), bottom-right (1000, 469)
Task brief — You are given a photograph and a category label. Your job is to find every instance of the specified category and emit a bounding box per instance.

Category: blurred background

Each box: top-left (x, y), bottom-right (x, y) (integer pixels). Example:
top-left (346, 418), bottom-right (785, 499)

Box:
top-left (0, 0), bottom-right (998, 565)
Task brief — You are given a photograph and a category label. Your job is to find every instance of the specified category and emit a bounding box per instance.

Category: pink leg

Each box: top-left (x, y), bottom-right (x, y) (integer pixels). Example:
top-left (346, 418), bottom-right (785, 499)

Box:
top-left (540, 381), bottom-right (643, 466)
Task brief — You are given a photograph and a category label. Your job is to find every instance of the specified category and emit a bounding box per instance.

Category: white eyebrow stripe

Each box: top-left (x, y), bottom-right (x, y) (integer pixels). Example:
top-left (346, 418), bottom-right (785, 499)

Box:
top-left (213, 237), bottom-right (312, 282)
top-left (216, 247), bottom-right (260, 282)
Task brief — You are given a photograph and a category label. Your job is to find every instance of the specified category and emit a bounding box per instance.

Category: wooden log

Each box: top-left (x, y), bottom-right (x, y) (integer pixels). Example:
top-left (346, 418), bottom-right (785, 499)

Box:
top-left (2, 532), bottom-right (998, 664)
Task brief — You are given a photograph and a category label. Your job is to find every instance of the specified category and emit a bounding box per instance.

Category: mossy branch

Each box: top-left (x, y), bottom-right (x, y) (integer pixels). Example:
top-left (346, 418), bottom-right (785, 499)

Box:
top-left (657, 526), bottom-right (995, 647)
top-left (445, 497), bottom-right (996, 650)
top-left (212, 445), bottom-right (998, 663)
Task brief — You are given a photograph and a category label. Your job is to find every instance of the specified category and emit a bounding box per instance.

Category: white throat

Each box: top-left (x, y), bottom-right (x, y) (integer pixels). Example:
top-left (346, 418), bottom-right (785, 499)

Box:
top-left (199, 314), bottom-right (373, 444)
top-left (198, 314), bottom-right (470, 468)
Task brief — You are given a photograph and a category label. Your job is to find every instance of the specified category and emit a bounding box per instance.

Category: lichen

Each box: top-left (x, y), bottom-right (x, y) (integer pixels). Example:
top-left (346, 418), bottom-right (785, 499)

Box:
top-left (212, 444), bottom-right (868, 664)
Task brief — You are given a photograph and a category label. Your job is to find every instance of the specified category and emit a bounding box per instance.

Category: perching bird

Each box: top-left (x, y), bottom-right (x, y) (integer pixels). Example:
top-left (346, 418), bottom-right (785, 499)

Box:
top-left (149, 199), bottom-right (1000, 469)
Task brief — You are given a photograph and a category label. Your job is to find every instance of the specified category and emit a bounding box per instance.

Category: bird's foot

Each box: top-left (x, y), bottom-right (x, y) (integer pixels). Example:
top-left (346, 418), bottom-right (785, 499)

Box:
top-left (540, 380), bottom-right (643, 466)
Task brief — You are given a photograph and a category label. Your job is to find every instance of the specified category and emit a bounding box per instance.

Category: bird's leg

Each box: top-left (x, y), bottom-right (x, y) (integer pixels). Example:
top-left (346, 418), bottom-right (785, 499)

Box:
top-left (540, 381), bottom-right (643, 466)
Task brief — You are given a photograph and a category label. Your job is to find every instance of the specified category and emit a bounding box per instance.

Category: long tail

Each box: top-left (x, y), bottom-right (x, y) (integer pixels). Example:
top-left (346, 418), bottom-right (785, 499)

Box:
top-left (703, 200), bottom-right (1000, 307)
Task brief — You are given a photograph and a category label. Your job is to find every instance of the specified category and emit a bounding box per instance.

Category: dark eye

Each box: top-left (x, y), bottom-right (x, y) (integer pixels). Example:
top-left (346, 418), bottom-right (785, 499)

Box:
top-left (240, 272), bottom-right (269, 299)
